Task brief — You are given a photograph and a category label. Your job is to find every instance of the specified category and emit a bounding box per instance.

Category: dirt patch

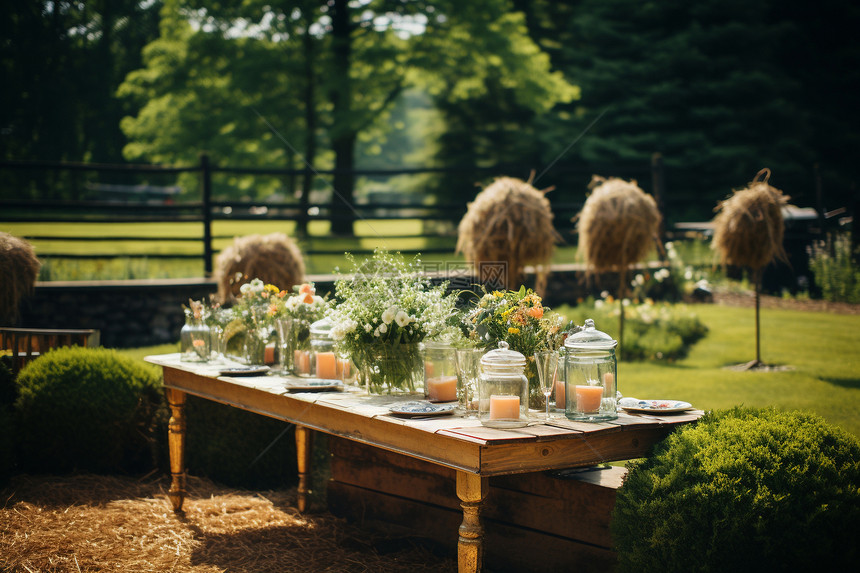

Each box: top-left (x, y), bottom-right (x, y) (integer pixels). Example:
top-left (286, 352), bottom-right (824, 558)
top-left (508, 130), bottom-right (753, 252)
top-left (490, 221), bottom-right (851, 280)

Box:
top-left (1, 473), bottom-right (456, 573)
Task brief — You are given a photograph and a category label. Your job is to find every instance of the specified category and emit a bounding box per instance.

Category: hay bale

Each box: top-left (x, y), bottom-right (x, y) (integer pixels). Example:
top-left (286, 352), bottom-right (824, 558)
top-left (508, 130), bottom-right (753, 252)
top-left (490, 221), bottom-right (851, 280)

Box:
top-left (0, 232), bottom-right (41, 324)
top-left (214, 233), bottom-right (305, 303)
top-left (456, 176), bottom-right (560, 291)
top-left (712, 168), bottom-right (789, 269)
top-left (576, 176), bottom-right (661, 273)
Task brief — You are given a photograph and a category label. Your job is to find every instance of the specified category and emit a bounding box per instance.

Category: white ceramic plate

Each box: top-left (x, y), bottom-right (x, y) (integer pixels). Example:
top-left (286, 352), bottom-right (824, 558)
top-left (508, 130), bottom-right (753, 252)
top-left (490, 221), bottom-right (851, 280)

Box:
top-left (219, 366), bottom-right (270, 377)
top-left (620, 398), bottom-right (693, 414)
top-left (389, 401), bottom-right (456, 417)
top-left (284, 379), bottom-right (343, 392)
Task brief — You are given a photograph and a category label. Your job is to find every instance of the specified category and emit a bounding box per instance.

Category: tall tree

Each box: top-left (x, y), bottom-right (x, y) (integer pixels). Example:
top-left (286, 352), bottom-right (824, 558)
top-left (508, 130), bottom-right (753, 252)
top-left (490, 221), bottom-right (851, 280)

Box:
top-left (118, 0), bottom-right (576, 233)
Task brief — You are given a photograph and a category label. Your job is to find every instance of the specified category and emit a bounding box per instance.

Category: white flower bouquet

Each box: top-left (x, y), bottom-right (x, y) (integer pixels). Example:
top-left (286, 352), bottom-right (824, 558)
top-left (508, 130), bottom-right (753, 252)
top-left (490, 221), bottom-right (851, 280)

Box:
top-left (326, 250), bottom-right (460, 394)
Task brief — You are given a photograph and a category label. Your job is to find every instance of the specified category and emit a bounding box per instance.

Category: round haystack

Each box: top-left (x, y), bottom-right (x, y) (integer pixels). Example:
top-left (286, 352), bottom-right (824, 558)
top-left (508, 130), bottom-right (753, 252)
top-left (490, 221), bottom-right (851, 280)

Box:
top-left (214, 233), bottom-right (305, 303)
top-left (456, 176), bottom-right (560, 291)
top-left (575, 176), bottom-right (661, 273)
top-left (712, 169), bottom-right (789, 270)
top-left (0, 232), bottom-right (41, 324)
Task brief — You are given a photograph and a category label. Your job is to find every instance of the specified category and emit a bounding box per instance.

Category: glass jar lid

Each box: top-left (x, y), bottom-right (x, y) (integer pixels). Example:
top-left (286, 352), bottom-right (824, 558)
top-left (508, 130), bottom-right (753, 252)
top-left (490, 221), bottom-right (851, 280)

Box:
top-left (309, 317), bottom-right (333, 339)
top-left (481, 341), bottom-right (526, 368)
top-left (564, 319), bottom-right (617, 350)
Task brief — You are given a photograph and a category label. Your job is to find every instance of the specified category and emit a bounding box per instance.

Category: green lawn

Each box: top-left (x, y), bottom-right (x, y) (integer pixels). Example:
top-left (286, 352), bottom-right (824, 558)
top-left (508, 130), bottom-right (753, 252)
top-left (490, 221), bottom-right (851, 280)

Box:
top-left (118, 303), bottom-right (860, 438)
top-left (597, 304), bottom-right (860, 437)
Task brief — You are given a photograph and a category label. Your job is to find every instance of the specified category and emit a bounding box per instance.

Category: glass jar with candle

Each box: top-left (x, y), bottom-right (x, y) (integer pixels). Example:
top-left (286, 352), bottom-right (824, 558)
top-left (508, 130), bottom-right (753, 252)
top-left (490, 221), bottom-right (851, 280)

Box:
top-left (422, 341), bottom-right (459, 403)
top-left (180, 314), bottom-right (210, 363)
top-left (564, 318), bottom-right (618, 422)
top-left (479, 341), bottom-right (529, 428)
top-left (308, 318), bottom-right (339, 380)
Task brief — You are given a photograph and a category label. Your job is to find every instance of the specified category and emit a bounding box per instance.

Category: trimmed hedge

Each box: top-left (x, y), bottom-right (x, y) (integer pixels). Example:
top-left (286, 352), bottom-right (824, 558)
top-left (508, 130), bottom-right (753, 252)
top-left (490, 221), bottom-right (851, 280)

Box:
top-left (14, 347), bottom-right (162, 474)
top-left (612, 407), bottom-right (860, 572)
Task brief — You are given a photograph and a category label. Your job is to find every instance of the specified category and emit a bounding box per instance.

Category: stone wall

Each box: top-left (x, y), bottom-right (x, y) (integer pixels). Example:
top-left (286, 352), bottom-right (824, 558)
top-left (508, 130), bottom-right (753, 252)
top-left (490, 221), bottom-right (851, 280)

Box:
top-left (15, 267), bottom-right (621, 349)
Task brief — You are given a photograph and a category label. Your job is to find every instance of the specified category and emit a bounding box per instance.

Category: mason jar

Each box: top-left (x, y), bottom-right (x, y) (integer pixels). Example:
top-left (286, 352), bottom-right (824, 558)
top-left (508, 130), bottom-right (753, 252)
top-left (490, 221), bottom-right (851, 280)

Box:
top-left (180, 315), bottom-right (210, 363)
top-left (564, 318), bottom-right (618, 422)
top-left (422, 340), bottom-right (459, 402)
top-left (479, 341), bottom-right (529, 428)
top-left (309, 318), bottom-right (339, 380)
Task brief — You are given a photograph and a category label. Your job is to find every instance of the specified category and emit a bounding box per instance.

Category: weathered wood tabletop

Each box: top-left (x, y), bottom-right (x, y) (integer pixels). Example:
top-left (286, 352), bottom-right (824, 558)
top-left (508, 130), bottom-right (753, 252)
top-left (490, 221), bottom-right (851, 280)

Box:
top-left (146, 353), bottom-right (702, 573)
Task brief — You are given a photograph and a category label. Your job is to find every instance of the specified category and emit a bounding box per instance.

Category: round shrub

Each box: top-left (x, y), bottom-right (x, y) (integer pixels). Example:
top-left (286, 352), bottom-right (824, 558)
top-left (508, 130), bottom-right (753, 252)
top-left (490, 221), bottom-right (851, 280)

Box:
top-left (14, 347), bottom-right (162, 474)
top-left (612, 407), bottom-right (860, 573)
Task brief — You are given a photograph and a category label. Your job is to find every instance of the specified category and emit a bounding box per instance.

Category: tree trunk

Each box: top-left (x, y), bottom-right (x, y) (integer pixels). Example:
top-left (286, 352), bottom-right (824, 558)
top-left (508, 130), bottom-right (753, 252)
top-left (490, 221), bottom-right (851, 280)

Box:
top-left (328, 0), bottom-right (356, 236)
top-left (298, 19), bottom-right (317, 238)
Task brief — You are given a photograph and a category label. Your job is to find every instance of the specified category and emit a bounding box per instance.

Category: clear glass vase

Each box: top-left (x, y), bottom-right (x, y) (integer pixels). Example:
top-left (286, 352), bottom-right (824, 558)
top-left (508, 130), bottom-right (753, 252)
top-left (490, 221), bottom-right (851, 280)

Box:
top-left (357, 343), bottom-right (423, 395)
top-left (180, 317), bottom-right (210, 363)
top-left (242, 326), bottom-right (270, 366)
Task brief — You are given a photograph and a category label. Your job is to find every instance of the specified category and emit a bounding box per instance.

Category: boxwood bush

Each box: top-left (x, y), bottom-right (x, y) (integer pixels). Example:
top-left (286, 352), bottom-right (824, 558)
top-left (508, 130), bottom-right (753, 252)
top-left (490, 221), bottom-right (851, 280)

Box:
top-left (612, 407), bottom-right (860, 573)
top-left (14, 347), bottom-right (162, 474)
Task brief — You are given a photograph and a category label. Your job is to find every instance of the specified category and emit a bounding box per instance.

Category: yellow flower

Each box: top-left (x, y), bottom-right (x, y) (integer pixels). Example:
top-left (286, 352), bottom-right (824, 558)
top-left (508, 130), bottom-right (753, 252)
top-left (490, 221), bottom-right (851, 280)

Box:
top-left (265, 284), bottom-right (280, 294)
top-left (493, 291), bottom-right (504, 298)
top-left (508, 327), bottom-right (520, 334)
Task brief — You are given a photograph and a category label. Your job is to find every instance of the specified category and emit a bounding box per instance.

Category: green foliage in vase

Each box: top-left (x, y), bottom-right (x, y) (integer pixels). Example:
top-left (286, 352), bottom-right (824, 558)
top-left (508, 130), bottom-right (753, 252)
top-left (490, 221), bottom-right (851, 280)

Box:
top-left (14, 347), bottom-right (163, 474)
top-left (612, 407), bottom-right (860, 572)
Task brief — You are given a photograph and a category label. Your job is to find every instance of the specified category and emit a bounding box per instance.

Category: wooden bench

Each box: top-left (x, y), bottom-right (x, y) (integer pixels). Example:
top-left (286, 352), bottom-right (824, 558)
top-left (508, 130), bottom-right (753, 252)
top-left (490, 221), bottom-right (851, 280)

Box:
top-left (0, 327), bottom-right (100, 374)
top-left (327, 436), bottom-right (627, 572)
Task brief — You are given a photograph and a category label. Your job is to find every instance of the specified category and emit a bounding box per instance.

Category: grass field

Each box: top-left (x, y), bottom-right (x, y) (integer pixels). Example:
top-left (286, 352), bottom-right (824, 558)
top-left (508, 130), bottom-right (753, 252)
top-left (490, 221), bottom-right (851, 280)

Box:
top-left (119, 303), bottom-right (860, 438)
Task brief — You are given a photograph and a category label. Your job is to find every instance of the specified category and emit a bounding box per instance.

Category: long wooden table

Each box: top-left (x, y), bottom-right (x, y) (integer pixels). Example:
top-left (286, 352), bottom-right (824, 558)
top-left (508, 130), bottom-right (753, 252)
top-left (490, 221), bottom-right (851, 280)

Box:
top-left (146, 353), bottom-right (702, 573)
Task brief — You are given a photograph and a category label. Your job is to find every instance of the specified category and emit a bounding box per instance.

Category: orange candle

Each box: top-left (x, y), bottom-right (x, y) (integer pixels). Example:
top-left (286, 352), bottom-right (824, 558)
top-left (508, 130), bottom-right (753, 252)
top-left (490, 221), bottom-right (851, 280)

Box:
top-left (489, 395), bottom-right (521, 420)
top-left (315, 351), bottom-right (337, 379)
top-left (427, 375), bottom-right (458, 402)
top-left (264, 343), bottom-right (276, 365)
top-left (575, 385), bottom-right (604, 413)
top-left (294, 349), bottom-right (311, 375)
top-left (554, 377), bottom-right (566, 410)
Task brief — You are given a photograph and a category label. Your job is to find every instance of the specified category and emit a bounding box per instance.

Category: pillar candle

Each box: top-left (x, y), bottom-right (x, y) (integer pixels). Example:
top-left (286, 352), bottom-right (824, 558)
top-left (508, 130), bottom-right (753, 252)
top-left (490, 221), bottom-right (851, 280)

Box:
top-left (554, 377), bottom-right (566, 410)
top-left (294, 349), bottom-right (311, 375)
top-left (427, 375), bottom-right (458, 402)
top-left (575, 385), bottom-right (604, 413)
top-left (264, 343), bottom-right (276, 365)
top-left (604, 372), bottom-right (614, 387)
top-left (489, 395), bottom-right (521, 420)
top-left (315, 351), bottom-right (337, 379)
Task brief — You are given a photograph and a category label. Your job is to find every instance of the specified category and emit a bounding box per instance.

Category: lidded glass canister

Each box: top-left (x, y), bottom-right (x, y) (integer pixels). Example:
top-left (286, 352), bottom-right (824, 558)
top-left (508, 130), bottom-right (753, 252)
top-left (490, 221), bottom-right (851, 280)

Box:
top-left (479, 341), bottom-right (529, 428)
top-left (308, 318), bottom-right (339, 380)
top-left (564, 318), bottom-right (618, 421)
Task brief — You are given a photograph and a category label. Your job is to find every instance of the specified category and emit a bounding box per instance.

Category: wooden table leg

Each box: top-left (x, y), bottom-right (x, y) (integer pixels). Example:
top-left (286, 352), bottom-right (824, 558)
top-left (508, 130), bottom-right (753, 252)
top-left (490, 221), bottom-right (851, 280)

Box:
top-left (456, 471), bottom-right (488, 573)
top-left (165, 387), bottom-right (187, 513)
top-left (295, 425), bottom-right (313, 512)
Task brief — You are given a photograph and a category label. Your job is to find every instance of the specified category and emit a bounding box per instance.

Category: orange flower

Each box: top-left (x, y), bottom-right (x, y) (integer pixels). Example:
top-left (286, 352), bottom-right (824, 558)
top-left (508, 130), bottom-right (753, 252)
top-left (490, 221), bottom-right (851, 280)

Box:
top-left (302, 293), bottom-right (315, 304)
top-left (299, 283), bottom-right (314, 295)
top-left (526, 306), bottom-right (543, 319)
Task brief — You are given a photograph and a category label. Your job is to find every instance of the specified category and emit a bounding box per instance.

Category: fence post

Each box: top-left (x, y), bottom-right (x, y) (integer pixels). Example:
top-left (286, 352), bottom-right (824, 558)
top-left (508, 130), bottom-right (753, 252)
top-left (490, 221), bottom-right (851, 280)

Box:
top-left (651, 152), bottom-right (666, 241)
top-left (201, 154), bottom-right (213, 277)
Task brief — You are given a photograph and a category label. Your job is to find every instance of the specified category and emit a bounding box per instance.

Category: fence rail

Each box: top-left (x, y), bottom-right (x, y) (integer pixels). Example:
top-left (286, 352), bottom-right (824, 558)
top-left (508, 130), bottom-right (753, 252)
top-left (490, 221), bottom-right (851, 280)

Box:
top-left (1, 155), bottom-right (665, 276)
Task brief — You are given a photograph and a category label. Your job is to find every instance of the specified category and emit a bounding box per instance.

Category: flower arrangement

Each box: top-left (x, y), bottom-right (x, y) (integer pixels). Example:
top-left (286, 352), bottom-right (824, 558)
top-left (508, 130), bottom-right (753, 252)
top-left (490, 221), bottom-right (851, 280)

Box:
top-left (276, 282), bottom-right (327, 324)
top-left (465, 286), bottom-right (569, 407)
top-left (327, 250), bottom-right (460, 394)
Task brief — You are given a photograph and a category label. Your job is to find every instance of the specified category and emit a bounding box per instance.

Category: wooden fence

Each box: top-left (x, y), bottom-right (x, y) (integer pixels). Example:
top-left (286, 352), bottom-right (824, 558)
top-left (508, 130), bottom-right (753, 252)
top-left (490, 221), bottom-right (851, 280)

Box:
top-left (0, 155), bottom-right (668, 276)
